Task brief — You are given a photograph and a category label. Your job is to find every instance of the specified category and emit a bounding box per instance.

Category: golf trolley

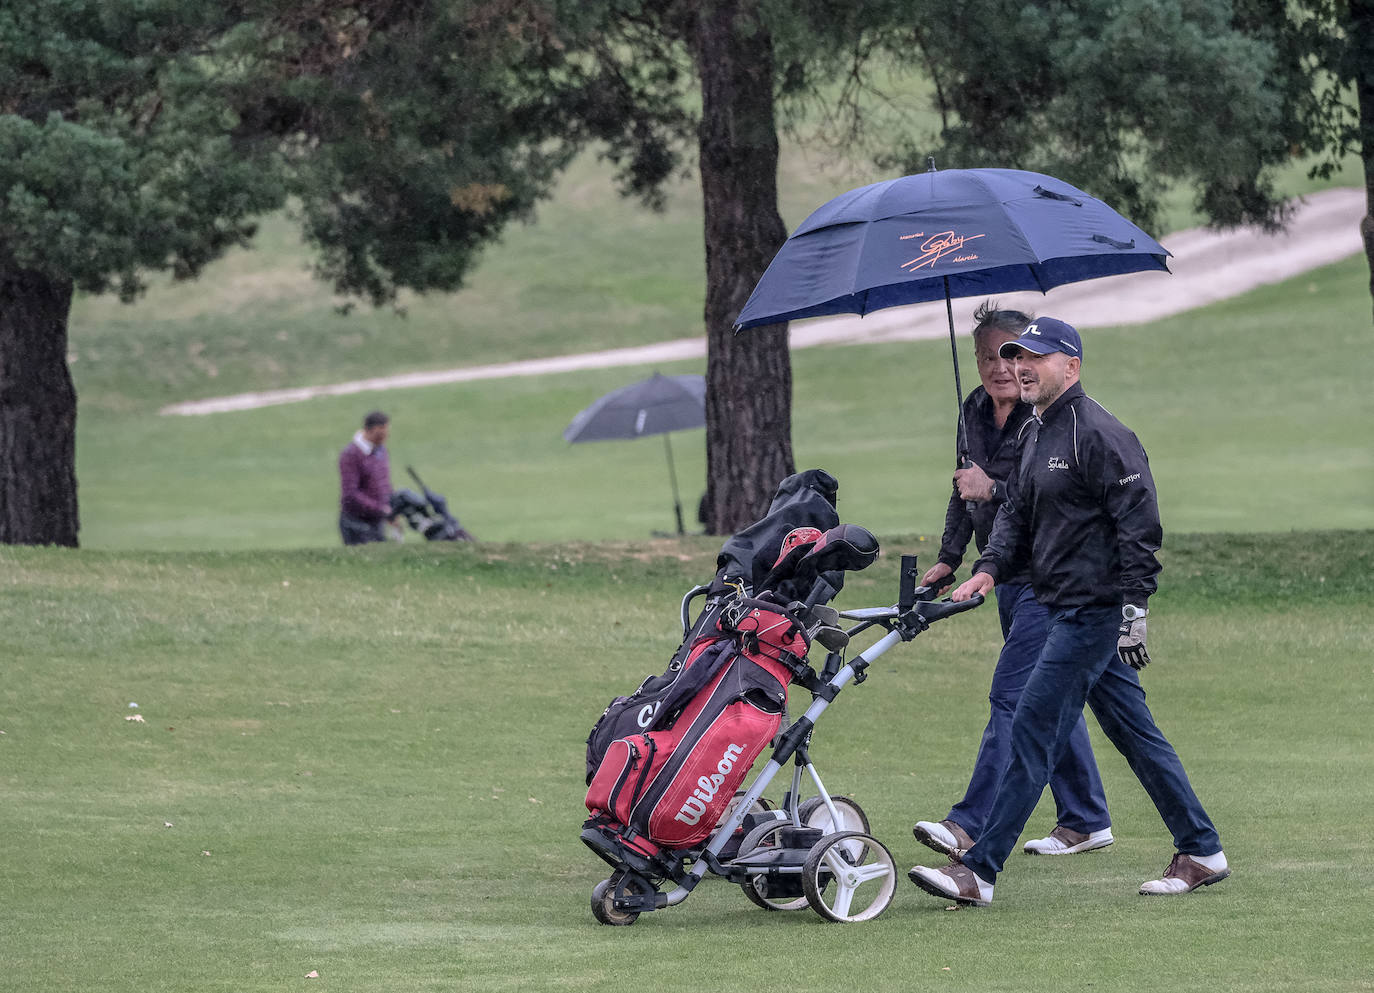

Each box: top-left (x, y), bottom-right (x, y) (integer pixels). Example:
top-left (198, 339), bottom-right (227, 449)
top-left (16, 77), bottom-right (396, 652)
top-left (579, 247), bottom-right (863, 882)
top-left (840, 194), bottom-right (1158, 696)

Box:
top-left (389, 466), bottom-right (475, 542)
top-left (582, 549), bottom-right (982, 925)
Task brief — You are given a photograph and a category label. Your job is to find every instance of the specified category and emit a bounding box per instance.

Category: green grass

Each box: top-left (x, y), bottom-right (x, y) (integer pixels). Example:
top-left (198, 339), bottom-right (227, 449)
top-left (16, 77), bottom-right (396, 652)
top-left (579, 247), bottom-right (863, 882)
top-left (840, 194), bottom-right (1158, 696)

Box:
top-left (71, 251), bottom-right (1374, 551)
top-left (22, 77), bottom-right (1374, 993)
top-left (57, 112), bottom-right (1370, 552)
top-left (3, 532), bottom-right (1371, 992)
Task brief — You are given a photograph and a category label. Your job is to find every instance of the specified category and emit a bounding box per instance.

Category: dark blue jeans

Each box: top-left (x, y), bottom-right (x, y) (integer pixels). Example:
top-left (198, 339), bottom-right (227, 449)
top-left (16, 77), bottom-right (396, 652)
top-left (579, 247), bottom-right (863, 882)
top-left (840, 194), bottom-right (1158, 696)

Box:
top-left (339, 513), bottom-right (385, 546)
top-left (947, 583), bottom-right (1110, 838)
top-left (962, 604), bottom-right (1222, 884)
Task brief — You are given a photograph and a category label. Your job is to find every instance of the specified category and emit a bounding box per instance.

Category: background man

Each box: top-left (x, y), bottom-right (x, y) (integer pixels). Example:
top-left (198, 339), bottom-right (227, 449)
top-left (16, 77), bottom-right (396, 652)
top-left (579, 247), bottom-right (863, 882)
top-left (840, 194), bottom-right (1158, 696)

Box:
top-left (913, 303), bottom-right (1111, 860)
top-left (338, 410), bottom-right (397, 545)
top-left (909, 317), bottom-right (1229, 906)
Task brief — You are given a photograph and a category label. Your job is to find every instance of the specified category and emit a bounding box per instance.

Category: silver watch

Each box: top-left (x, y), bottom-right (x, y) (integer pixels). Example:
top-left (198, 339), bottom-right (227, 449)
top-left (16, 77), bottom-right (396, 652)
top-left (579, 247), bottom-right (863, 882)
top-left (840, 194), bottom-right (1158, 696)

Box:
top-left (1122, 604), bottom-right (1149, 622)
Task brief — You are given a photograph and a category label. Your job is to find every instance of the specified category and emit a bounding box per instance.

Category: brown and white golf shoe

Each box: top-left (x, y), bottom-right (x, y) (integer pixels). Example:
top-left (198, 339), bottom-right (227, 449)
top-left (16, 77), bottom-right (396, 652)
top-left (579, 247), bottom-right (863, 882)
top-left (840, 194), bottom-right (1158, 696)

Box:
top-left (907, 859), bottom-right (994, 907)
top-left (1139, 853), bottom-right (1231, 895)
top-left (1023, 824), bottom-right (1115, 855)
top-left (912, 818), bottom-right (976, 858)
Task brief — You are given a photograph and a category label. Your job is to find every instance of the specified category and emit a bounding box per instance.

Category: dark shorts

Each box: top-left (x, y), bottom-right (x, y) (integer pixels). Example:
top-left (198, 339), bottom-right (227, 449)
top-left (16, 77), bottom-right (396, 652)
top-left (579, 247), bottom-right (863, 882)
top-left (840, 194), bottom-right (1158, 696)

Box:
top-left (340, 514), bottom-right (385, 546)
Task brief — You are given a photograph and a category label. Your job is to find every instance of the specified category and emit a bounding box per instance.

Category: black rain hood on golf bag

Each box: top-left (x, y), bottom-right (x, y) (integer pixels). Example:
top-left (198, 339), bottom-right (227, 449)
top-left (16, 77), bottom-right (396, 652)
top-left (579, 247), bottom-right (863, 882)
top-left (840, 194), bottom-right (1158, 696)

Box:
top-left (715, 469), bottom-right (842, 600)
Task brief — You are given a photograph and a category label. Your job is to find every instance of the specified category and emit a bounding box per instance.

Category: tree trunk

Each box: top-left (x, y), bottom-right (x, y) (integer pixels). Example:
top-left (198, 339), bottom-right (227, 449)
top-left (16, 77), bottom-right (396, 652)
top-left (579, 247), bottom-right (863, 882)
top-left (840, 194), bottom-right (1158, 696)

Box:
top-left (0, 257), bottom-right (79, 546)
top-left (1352, 0), bottom-right (1374, 323)
top-left (693, 0), bottom-right (794, 535)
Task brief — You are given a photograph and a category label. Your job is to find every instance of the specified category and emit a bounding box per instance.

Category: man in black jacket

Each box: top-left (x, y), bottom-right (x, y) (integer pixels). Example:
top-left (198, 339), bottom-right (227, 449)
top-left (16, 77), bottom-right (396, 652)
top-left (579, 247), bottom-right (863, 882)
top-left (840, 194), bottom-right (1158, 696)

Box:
top-left (913, 304), bottom-right (1111, 860)
top-left (909, 317), bottom-right (1229, 906)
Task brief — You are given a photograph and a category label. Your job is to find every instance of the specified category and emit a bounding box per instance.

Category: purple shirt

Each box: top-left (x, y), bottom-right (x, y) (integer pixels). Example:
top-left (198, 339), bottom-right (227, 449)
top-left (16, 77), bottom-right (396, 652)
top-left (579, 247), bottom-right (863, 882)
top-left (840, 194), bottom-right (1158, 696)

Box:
top-left (339, 436), bottom-right (392, 522)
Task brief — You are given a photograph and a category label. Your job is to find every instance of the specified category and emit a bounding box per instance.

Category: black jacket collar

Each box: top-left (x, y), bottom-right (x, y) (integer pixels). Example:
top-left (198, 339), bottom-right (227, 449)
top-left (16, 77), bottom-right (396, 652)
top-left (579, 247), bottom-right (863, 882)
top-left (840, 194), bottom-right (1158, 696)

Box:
top-left (1038, 381), bottom-right (1084, 426)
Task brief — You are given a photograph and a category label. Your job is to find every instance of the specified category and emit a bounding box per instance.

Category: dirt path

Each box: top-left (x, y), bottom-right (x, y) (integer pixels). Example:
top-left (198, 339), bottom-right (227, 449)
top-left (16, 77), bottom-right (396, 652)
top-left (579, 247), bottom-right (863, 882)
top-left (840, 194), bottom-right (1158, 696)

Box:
top-left (162, 187), bottom-right (1366, 416)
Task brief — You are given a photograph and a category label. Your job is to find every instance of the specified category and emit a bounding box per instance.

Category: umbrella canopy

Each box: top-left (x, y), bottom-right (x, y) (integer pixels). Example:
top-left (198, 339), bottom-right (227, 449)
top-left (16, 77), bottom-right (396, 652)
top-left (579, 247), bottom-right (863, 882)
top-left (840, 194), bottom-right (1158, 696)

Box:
top-left (734, 168), bottom-right (1170, 330)
top-left (563, 372), bottom-right (705, 443)
top-left (563, 372), bottom-right (706, 535)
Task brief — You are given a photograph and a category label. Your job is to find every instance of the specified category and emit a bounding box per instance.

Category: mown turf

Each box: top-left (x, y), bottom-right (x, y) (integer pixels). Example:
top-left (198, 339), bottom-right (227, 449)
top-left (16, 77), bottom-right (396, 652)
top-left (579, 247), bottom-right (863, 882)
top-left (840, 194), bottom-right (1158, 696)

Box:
top-left (70, 251), bottom-right (1374, 551)
top-left (2, 532), bottom-right (1371, 993)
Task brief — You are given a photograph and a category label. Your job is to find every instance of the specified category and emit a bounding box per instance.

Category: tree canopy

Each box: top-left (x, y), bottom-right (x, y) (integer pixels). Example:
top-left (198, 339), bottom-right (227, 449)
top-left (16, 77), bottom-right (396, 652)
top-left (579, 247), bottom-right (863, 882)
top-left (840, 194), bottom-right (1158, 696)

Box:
top-left (0, 0), bottom-right (690, 544)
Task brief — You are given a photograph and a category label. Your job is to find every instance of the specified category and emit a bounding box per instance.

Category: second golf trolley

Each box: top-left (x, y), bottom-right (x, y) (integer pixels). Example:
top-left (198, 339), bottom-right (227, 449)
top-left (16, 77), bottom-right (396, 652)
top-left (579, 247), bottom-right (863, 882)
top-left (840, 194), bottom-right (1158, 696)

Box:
top-left (581, 521), bottom-right (983, 926)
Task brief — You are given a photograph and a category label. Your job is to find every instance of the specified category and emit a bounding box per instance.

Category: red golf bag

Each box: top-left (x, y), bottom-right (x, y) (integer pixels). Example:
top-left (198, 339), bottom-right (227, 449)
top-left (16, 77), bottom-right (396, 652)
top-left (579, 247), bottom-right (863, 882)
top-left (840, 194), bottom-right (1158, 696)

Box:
top-left (584, 600), bottom-right (809, 851)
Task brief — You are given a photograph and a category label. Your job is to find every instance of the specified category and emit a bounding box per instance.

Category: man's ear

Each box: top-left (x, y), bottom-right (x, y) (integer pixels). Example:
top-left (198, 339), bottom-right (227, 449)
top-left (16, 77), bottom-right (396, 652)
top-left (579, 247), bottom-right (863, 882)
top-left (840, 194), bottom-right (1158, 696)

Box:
top-left (1065, 355), bottom-right (1082, 380)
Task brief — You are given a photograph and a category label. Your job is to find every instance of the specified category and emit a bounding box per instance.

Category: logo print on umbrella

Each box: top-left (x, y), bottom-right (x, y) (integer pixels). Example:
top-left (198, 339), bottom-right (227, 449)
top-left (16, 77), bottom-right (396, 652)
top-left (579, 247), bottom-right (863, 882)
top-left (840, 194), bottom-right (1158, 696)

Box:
top-left (899, 229), bottom-right (986, 271)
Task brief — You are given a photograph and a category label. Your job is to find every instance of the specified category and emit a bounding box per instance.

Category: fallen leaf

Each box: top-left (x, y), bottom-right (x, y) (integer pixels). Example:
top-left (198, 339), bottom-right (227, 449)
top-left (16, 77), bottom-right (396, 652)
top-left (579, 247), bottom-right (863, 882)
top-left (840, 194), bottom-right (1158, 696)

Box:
top-left (125, 714), bottom-right (146, 723)
top-left (529, 797), bottom-right (542, 804)
top-left (305, 970), bottom-right (319, 979)
top-left (202, 851), bottom-right (212, 856)
top-left (164, 822), bottom-right (174, 828)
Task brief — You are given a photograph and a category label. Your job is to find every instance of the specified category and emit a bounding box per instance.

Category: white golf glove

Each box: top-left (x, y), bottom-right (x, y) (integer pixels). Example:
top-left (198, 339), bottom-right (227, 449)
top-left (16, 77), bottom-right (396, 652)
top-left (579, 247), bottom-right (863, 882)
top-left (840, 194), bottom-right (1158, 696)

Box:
top-left (1117, 604), bottom-right (1150, 670)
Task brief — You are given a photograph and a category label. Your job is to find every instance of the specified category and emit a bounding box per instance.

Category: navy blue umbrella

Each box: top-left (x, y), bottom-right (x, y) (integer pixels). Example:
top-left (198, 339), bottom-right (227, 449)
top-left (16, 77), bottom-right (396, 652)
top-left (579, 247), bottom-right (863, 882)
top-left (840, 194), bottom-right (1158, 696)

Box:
top-left (734, 166), bottom-right (1171, 464)
top-left (735, 167), bottom-right (1169, 328)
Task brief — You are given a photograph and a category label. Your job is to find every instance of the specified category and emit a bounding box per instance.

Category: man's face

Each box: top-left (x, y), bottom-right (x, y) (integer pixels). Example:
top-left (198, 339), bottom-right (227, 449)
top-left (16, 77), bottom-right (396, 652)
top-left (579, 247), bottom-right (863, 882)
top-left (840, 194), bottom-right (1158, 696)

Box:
top-left (364, 422), bottom-right (390, 446)
top-left (975, 329), bottom-right (1021, 403)
top-left (1009, 349), bottom-right (1077, 410)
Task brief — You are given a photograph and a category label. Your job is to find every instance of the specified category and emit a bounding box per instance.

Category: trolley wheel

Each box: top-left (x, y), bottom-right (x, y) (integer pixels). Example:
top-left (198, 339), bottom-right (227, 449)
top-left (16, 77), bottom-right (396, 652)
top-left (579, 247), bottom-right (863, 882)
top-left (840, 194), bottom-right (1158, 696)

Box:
top-left (802, 831), bottom-right (898, 923)
top-left (798, 796), bottom-right (870, 861)
top-left (590, 871), bottom-right (647, 926)
top-left (718, 790), bottom-right (772, 831)
top-left (735, 821), bottom-right (808, 912)
top-left (798, 796), bottom-right (870, 834)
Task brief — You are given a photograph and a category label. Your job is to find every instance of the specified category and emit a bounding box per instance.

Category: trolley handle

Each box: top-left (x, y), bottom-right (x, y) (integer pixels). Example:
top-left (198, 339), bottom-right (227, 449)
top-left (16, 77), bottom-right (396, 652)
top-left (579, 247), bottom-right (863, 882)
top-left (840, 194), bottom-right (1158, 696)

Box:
top-left (838, 592), bottom-right (984, 638)
top-left (679, 584), bottom-right (711, 636)
top-left (915, 593), bottom-right (984, 624)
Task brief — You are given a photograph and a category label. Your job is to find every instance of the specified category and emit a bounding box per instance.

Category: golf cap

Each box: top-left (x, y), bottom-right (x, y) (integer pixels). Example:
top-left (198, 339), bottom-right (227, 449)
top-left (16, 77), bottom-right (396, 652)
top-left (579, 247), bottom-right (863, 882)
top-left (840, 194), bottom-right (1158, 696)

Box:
top-left (999, 317), bottom-right (1083, 360)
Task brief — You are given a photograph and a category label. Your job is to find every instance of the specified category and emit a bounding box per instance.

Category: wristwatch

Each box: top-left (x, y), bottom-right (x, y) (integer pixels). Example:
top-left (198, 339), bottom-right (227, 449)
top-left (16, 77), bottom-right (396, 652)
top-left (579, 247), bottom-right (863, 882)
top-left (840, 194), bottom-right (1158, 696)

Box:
top-left (989, 479), bottom-right (1003, 502)
top-left (1121, 604), bottom-right (1149, 622)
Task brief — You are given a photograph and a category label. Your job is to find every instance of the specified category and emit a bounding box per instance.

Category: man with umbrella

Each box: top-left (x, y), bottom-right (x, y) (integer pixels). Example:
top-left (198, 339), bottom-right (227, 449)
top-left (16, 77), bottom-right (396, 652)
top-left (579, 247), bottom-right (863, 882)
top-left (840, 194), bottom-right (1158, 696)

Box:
top-left (909, 317), bottom-right (1230, 905)
top-left (912, 303), bottom-right (1112, 862)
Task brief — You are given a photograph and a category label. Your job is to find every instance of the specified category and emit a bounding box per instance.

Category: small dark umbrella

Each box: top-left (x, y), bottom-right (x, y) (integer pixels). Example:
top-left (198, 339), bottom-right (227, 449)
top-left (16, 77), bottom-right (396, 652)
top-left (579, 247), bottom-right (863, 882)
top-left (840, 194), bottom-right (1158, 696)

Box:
top-left (733, 166), bottom-right (1171, 467)
top-left (563, 372), bottom-right (706, 535)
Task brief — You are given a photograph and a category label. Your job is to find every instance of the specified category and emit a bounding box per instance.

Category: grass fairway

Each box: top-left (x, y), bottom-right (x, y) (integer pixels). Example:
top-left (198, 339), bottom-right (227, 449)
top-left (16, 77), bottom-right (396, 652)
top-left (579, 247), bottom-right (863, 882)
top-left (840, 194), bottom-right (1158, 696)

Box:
top-left (3, 532), bottom-right (1371, 993)
top-left (72, 251), bottom-right (1374, 550)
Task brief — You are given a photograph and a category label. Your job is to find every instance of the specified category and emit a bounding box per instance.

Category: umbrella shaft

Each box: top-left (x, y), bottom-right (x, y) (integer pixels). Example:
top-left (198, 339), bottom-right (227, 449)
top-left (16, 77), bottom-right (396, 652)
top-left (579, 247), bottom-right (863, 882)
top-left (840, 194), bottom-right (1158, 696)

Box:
top-left (664, 433), bottom-right (685, 536)
top-left (943, 278), bottom-right (970, 463)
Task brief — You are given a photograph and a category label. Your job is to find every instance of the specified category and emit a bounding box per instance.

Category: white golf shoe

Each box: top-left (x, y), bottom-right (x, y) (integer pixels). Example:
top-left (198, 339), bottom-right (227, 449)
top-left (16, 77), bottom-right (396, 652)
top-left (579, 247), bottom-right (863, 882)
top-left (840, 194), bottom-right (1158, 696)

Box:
top-left (1023, 824), bottom-right (1114, 855)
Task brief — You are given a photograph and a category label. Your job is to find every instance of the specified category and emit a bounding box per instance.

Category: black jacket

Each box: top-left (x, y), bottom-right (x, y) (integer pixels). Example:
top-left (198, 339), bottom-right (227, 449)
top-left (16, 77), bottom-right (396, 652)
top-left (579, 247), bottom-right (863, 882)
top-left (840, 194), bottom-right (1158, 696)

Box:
top-left (936, 387), bottom-right (1033, 585)
top-left (974, 382), bottom-right (1162, 608)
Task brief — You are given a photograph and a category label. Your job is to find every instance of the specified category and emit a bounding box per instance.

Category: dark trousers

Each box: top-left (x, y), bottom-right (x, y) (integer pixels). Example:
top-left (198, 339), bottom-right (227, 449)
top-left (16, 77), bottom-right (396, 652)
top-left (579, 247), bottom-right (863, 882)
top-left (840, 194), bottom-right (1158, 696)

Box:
top-left (962, 604), bottom-right (1221, 883)
top-left (339, 514), bottom-right (385, 546)
top-left (947, 583), bottom-right (1110, 838)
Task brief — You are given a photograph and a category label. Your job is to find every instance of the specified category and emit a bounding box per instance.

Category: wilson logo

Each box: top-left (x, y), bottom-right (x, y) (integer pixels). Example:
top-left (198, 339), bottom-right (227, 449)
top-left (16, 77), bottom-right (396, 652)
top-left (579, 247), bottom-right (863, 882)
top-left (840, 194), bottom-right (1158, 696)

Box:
top-left (673, 743), bottom-right (745, 825)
